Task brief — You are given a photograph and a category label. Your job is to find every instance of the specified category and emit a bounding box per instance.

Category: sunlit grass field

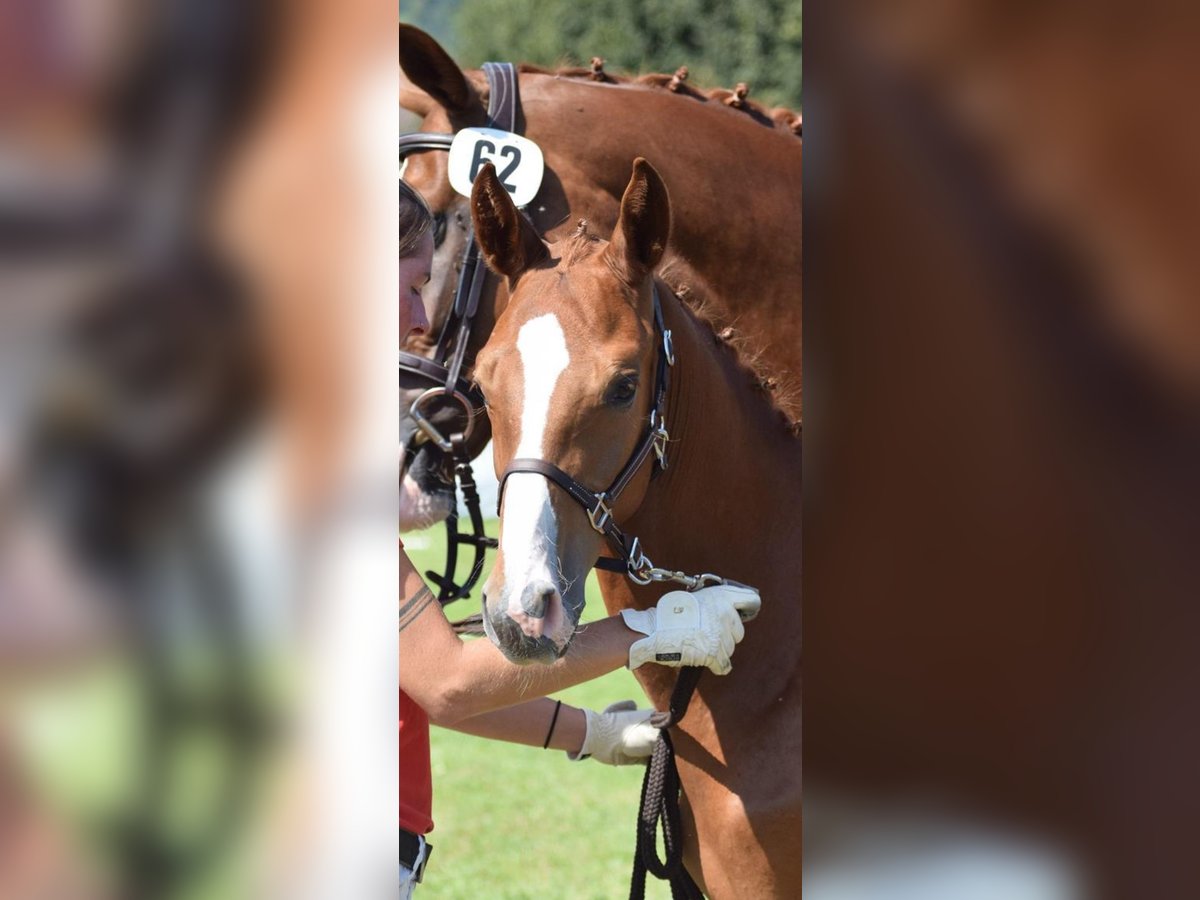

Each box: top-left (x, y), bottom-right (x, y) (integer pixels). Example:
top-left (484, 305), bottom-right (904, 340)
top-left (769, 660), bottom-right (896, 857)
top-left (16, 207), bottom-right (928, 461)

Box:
top-left (406, 522), bottom-right (671, 900)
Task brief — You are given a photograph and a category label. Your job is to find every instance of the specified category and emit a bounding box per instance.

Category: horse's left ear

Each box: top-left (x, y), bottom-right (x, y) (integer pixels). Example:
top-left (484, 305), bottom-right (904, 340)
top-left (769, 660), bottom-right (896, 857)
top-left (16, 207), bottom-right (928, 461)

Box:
top-left (606, 158), bottom-right (671, 287)
top-left (471, 163), bottom-right (549, 280)
top-left (400, 24), bottom-right (482, 121)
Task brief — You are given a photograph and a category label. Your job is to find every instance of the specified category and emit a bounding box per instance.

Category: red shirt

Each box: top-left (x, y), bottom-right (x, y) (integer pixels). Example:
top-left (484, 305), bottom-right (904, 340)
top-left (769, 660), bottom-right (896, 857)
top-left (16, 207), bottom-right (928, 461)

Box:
top-left (399, 688), bottom-right (433, 834)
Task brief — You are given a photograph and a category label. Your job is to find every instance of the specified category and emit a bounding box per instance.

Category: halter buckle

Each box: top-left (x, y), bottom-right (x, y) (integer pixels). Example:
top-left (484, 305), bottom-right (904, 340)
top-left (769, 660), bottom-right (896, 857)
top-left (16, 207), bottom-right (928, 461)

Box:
top-left (662, 329), bottom-right (676, 367)
top-left (587, 492), bottom-right (613, 534)
top-left (651, 413), bottom-right (670, 470)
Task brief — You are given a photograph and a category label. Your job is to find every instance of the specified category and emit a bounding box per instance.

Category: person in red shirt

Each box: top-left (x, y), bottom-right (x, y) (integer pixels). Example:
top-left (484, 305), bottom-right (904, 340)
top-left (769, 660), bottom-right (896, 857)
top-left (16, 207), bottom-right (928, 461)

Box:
top-left (399, 181), bottom-right (757, 894)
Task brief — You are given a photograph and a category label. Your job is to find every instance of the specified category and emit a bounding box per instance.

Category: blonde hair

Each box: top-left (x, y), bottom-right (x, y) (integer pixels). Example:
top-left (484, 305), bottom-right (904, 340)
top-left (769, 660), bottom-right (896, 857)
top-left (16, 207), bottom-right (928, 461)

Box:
top-left (400, 179), bottom-right (434, 258)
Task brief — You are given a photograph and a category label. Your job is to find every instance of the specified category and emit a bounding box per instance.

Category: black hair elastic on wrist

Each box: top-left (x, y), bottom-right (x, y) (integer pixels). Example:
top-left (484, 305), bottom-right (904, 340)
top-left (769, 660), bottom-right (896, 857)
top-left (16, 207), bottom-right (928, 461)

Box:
top-left (542, 699), bottom-right (563, 749)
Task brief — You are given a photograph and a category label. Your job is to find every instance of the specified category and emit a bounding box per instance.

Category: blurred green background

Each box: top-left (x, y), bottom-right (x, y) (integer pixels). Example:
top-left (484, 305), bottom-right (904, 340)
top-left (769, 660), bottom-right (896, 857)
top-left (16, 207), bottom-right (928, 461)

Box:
top-left (13, 519), bottom-right (663, 899)
top-left (403, 0), bottom-right (802, 110)
top-left (406, 521), bottom-right (672, 899)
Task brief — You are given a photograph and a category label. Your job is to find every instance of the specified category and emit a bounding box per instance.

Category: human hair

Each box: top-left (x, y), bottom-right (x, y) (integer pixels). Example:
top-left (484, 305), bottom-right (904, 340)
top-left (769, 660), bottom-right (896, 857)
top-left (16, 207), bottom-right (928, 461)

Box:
top-left (400, 179), bottom-right (434, 259)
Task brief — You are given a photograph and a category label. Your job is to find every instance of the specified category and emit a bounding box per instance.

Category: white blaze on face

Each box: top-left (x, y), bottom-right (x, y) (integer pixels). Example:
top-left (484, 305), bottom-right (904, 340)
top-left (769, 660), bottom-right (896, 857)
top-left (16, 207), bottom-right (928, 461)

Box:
top-left (501, 314), bottom-right (569, 624)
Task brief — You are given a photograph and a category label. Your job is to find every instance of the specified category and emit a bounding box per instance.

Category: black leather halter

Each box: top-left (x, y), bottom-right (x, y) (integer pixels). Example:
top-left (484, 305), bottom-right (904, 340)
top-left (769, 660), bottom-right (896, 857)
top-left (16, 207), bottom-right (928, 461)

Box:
top-left (497, 285), bottom-right (675, 583)
top-left (399, 62), bottom-right (520, 602)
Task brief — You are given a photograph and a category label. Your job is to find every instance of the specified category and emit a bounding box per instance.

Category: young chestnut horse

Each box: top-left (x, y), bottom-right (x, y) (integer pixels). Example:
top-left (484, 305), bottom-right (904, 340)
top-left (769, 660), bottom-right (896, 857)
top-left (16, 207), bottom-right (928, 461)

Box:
top-left (469, 159), bottom-right (801, 899)
top-left (399, 24), bottom-right (801, 528)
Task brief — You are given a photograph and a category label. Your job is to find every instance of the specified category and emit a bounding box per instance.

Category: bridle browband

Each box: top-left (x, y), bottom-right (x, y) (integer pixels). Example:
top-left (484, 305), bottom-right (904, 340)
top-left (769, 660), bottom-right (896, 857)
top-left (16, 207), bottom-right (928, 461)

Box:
top-left (497, 284), bottom-right (684, 587)
top-left (400, 62), bottom-right (520, 602)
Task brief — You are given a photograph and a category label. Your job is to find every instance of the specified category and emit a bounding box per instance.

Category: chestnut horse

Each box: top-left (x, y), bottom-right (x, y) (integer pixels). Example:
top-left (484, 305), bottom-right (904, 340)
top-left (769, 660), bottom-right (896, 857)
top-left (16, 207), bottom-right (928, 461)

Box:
top-left (468, 159), bottom-right (801, 898)
top-left (399, 24), bottom-right (801, 529)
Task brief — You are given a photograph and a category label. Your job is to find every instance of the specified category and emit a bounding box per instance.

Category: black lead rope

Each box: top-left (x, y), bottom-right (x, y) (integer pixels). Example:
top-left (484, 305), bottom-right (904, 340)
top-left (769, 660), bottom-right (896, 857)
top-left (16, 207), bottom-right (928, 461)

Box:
top-left (630, 667), bottom-right (706, 900)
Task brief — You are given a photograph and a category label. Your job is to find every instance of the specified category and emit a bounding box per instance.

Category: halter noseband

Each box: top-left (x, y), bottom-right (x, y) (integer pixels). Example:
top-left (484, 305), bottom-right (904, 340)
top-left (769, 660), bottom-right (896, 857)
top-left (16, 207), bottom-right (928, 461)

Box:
top-left (400, 61), bottom-right (520, 602)
top-left (497, 284), bottom-right (676, 585)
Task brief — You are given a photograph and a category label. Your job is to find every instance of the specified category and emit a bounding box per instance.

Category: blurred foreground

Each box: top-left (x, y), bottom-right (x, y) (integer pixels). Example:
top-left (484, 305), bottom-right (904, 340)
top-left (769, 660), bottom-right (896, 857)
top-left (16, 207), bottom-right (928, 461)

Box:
top-left (806, 2), bottom-right (1200, 899)
top-left (1, 1), bottom-right (398, 896)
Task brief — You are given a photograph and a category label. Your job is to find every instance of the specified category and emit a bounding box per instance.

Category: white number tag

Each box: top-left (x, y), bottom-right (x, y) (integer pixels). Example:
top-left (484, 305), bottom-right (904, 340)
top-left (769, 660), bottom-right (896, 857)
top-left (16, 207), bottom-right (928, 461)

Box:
top-left (447, 127), bottom-right (545, 208)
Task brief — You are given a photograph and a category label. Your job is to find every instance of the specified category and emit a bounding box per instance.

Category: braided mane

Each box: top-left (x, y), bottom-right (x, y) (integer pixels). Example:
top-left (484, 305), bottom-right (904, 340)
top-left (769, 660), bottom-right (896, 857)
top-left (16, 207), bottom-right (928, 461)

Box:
top-left (504, 61), bottom-right (802, 137)
top-left (559, 222), bottom-right (802, 432)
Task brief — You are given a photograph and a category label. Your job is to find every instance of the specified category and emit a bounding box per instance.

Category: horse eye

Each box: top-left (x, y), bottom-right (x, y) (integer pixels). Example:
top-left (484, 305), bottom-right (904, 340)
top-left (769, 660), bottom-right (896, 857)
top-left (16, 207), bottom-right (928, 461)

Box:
top-left (432, 213), bottom-right (448, 248)
top-left (605, 376), bottom-right (638, 407)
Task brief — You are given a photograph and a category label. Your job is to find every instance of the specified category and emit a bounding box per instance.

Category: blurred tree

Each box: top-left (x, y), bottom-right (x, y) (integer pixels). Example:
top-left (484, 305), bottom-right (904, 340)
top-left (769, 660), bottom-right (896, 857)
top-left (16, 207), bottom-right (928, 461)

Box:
top-left (448, 0), bottom-right (801, 109)
top-left (402, 0), bottom-right (464, 55)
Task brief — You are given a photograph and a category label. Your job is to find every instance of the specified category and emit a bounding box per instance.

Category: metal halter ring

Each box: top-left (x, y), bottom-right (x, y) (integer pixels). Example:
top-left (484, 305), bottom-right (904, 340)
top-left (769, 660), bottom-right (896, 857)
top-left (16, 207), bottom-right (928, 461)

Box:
top-left (625, 537), bottom-right (654, 585)
top-left (410, 386), bottom-right (477, 453)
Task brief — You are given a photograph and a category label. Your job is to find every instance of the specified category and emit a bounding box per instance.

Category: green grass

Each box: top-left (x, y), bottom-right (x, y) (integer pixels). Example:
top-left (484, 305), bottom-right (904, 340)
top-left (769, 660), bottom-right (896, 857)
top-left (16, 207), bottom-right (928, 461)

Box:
top-left (407, 522), bottom-right (672, 899)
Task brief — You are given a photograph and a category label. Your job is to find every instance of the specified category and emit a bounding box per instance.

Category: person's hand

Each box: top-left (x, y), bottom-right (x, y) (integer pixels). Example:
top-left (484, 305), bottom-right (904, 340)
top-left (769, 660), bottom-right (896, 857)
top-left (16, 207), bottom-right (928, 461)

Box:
top-left (620, 583), bottom-right (760, 674)
top-left (567, 700), bottom-right (659, 765)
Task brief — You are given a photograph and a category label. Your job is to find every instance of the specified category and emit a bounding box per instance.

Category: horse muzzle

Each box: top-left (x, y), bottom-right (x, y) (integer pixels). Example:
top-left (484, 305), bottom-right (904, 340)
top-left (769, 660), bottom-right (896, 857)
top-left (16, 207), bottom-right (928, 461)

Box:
top-left (481, 580), bottom-right (581, 664)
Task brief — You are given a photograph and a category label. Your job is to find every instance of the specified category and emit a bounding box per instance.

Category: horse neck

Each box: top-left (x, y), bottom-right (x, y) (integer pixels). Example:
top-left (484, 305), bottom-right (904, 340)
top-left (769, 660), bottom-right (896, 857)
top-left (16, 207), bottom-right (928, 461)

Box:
top-left (602, 286), bottom-right (801, 712)
top-left (522, 74), bottom-right (800, 225)
top-left (517, 73), bottom-right (803, 411)
top-left (628, 285), bottom-right (802, 600)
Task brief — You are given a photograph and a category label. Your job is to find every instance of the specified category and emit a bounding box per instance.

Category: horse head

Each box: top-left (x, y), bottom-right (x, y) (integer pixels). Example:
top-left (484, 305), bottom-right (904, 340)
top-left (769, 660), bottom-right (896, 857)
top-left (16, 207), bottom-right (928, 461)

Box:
top-left (470, 158), bottom-right (671, 664)
top-left (399, 25), bottom-right (501, 531)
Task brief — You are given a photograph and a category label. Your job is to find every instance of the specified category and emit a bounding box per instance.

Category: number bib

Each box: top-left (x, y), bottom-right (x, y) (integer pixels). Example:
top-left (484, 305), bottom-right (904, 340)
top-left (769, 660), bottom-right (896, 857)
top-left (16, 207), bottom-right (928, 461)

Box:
top-left (447, 127), bottom-right (545, 208)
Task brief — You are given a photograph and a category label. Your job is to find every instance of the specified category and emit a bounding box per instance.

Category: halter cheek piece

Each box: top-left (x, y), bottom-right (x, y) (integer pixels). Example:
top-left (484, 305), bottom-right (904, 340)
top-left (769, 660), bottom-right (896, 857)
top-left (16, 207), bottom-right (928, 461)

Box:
top-left (399, 62), bottom-right (520, 602)
top-left (496, 285), bottom-right (680, 586)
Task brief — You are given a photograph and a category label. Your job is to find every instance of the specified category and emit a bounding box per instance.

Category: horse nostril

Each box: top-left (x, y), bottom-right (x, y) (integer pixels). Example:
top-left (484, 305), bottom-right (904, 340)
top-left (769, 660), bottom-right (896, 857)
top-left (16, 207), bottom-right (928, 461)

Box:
top-left (520, 581), bottom-right (559, 619)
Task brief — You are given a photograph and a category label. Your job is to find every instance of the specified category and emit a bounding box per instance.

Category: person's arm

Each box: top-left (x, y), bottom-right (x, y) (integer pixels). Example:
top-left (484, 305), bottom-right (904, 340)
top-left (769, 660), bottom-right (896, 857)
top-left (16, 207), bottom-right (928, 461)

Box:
top-left (446, 697), bottom-right (585, 752)
top-left (448, 698), bottom-right (662, 766)
top-left (399, 551), bottom-right (636, 725)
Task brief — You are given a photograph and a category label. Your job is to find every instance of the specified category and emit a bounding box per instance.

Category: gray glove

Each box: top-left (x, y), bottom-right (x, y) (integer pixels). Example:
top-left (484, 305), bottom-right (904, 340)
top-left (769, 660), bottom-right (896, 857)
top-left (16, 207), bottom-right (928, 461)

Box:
top-left (620, 584), bottom-right (760, 675)
top-left (567, 700), bottom-right (659, 765)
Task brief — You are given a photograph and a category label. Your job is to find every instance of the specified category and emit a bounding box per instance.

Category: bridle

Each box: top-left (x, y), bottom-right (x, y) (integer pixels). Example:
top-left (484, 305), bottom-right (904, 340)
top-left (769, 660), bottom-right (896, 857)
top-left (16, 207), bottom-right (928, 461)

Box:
top-left (399, 61), bottom-right (521, 602)
top-left (497, 284), bottom-right (688, 585)
top-left (496, 283), bottom-right (738, 593)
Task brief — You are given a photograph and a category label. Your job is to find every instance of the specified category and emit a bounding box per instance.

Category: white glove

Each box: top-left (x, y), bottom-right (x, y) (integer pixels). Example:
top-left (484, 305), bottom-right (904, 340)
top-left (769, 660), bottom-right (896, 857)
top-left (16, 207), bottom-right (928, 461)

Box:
top-left (620, 584), bottom-right (760, 675)
top-left (567, 700), bottom-right (660, 765)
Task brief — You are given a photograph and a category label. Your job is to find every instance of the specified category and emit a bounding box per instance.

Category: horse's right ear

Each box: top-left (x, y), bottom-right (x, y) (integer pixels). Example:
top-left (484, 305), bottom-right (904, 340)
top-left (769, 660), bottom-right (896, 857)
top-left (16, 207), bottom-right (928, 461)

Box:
top-left (399, 25), bottom-right (480, 118)
top-left (471, 164), bottom-right (549, 280)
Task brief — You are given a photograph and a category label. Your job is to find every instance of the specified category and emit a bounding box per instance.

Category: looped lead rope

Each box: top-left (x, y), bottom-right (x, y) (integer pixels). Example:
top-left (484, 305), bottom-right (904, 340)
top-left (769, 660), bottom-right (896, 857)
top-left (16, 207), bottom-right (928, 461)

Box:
top-left (629, 667), bottom-right (705, 900)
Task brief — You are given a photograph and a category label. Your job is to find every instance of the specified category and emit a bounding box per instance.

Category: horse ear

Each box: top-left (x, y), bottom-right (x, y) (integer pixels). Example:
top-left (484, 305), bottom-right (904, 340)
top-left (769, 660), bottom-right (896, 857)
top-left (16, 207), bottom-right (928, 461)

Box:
top-left (606, 158), bottom-right (671, 286)
top-left (399, 24), bottom-right (480, 117)
top-left (471, 163), bottom-right (549, 280)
